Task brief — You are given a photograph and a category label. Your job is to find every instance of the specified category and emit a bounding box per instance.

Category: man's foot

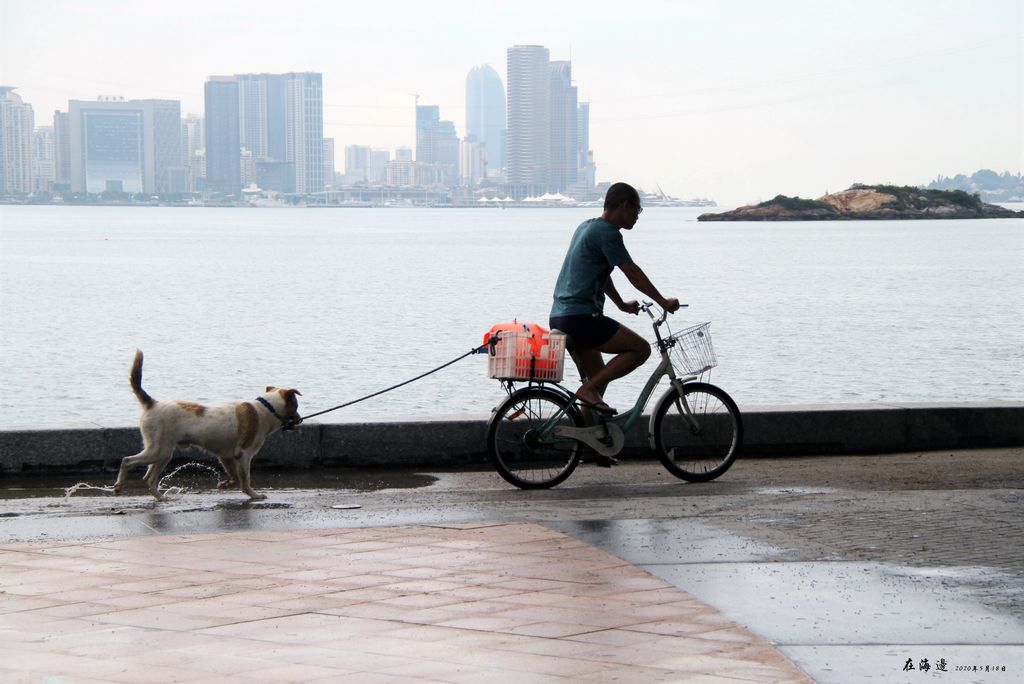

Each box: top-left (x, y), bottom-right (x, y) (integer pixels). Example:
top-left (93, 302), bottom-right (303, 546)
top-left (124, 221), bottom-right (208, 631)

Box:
top-left (575, 387), bottom-right (618, 415)
top-left (578, 399), bottom-right (618, 415)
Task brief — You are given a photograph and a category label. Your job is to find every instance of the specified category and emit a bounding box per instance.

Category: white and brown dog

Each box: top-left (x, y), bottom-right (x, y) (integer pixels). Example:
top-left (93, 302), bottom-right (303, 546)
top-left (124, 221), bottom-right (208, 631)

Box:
top-left (114, 350), bottom-right (302, 500)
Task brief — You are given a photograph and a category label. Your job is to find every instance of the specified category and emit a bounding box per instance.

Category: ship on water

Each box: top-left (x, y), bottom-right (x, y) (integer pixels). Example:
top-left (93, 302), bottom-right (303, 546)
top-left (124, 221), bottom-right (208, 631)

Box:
top-left (640, 185), bottom-right (716, 207)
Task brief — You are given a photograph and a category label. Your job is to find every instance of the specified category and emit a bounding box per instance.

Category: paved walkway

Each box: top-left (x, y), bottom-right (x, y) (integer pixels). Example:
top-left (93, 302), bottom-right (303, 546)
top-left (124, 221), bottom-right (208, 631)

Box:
top-left (0, 522), bottom-right (809, 683)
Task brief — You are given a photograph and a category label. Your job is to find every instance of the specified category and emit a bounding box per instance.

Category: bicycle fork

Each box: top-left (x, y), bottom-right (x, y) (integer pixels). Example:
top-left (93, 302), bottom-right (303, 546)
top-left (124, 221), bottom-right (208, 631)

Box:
top-left (670, 378), bottom-right (704, 434)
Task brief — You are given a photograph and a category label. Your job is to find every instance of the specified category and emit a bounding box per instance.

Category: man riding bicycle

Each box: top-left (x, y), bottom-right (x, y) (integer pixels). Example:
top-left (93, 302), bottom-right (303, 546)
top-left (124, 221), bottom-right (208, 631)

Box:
top-left (549, 182), bottom-right (681, 418)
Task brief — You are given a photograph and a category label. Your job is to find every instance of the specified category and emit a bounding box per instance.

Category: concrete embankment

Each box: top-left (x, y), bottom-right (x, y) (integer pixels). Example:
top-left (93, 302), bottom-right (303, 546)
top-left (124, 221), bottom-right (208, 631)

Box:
top-left (1, 402), bottom-right (1021, 473)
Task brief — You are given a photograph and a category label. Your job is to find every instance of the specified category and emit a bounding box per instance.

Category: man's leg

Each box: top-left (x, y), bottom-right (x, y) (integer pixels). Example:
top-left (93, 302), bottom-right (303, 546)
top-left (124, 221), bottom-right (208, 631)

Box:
top-left (576, 325), bottom-right (651, 410)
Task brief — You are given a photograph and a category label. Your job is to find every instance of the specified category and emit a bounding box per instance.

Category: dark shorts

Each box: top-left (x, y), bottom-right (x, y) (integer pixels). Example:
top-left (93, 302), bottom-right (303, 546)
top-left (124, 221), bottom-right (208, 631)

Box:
top-left (549, 314), bottom-right (621, 349)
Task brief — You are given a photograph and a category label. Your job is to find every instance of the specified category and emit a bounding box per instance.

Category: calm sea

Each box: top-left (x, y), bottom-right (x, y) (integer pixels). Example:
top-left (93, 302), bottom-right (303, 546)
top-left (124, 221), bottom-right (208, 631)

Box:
top-left (1, 204), bottom-right (1022, 429)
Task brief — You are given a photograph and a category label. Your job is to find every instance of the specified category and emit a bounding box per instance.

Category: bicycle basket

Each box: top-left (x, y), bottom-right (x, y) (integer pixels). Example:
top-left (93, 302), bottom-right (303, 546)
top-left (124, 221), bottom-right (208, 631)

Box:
top-left (667, 322), bottom-right (717, 375)
top-left (488, 330), bottom-right (566, 382)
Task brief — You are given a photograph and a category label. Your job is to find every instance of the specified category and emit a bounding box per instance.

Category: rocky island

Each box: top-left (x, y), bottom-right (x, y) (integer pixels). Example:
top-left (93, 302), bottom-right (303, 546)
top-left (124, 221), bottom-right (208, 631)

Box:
top-left (698, 185), bottom-right (1023, 221)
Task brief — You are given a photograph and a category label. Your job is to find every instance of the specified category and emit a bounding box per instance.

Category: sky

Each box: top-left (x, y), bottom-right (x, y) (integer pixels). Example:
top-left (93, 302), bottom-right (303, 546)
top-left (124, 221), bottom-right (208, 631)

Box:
top-left (2, 0), bottom-right (1021, 205)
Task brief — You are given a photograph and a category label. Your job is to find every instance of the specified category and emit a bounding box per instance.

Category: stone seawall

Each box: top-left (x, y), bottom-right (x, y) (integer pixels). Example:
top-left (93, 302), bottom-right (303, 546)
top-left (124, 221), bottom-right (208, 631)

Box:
top-left (1, 402), bottom-right (1021, 473)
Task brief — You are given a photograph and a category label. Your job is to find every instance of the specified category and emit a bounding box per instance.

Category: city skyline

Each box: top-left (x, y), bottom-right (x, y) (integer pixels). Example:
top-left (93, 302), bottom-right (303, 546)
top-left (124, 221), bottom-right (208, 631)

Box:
top-left (5, 54), bottom-right (599, 199)
top-left (1, 0), bottom-right (1020, 204)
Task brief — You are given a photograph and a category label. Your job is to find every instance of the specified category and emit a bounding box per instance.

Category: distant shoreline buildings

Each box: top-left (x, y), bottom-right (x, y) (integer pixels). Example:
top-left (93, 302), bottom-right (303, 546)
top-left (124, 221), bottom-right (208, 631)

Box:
top-left (0, 45), bottom-right (703, 207)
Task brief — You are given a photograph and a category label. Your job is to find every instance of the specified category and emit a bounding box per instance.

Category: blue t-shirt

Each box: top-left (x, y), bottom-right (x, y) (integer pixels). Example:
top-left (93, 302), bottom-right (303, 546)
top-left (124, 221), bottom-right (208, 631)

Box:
top-left (551, 218), bottom-right (632, 317)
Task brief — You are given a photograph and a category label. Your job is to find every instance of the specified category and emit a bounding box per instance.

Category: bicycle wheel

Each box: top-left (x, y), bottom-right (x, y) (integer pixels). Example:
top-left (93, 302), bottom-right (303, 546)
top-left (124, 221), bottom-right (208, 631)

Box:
top-left (488, 387), bottom-right (584, 489)
top-left (653, 382), bottom-right (742, 482)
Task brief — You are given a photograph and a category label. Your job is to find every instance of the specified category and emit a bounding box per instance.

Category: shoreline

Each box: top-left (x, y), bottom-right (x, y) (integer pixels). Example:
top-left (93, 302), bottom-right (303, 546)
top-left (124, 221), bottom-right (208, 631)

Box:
top-left (3, 401), bottom-right (1021, 474)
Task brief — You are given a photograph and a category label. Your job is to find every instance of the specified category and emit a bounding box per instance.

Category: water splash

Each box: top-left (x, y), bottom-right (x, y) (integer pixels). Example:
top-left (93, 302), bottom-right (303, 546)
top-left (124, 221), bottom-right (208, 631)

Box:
top-left (157, 462), bottom-right (222, 497)
top-left (64, 461), bottom-right (223, 499)
top-left (64, 482), bottom-right (116, 497)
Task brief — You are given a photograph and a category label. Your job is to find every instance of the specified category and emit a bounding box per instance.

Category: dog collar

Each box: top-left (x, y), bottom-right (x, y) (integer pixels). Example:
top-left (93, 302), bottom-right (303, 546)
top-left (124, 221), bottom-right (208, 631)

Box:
top-left (255, 396), bottom-right (278, 416)
top-left (255, 396), bottom-right (299, 431)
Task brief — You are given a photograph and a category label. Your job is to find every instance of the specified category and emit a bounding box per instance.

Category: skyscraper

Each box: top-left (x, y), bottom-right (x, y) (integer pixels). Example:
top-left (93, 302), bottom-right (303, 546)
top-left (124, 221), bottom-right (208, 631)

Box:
top-left (182, 114), bottom-right (204, 191)
top-left (53, 110), bottom-right (71, 186)
top-left (345, 144), bottom-right (371, 183)
top-left (282, 72), bottom-right (324, 194)
top-left (204, 72), bottom-right (323, 195)
top-left (506, 45), bottom-right (550, 198)
top-left (33, 125), bottom-right (56, 192)
top-left (68, 97), bottom-right (181, 195)
top-left (549, 61), bottom-right (578, 193)
top-left (237, 73), bottom-right (285, 162)
top-left (415, 104), bottom-right (459, 186)
top-left (0, 87), bottom-right (35, 195)
top-left (465, 64), bottom-right (506, 174)
top-left (577, 102), bottom-right (590, 172)
top-left (323, 137), bottom-right (335, 187)
top-left (204, 76), bottom-right (240, 195)
top-left (415, 105), bottom-right (441, 163)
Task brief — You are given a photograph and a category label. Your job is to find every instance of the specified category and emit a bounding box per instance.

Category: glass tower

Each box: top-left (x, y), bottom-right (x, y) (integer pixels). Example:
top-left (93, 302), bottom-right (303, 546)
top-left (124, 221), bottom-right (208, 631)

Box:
top-left (506, 45), bottom-right (550, 198)
top-left (465, 65), bottom-right (506, 175)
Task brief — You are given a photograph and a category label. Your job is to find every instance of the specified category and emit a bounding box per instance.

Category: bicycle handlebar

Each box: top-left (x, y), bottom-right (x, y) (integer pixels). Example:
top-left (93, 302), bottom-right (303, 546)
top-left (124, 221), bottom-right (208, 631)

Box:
top-left (640, 301), bottom-right (688, 327)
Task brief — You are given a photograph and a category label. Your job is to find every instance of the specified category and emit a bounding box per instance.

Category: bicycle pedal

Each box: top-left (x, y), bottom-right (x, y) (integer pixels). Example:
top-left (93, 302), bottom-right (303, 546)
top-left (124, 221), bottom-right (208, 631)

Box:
top-left (504, 408), bottom-right (526, 421)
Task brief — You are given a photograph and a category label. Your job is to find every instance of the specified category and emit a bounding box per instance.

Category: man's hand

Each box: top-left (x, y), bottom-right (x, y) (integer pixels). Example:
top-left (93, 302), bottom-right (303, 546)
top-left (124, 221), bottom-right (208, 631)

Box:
top-left (662, 298), bottom-right (681, 313)
top-left (619, 300), bottom-right (641, 315)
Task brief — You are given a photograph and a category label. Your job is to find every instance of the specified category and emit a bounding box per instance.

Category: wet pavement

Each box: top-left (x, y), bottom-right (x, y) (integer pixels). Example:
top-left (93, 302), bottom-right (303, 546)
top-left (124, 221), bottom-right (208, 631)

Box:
top-left (2, 448), bottom-right (1023, 682)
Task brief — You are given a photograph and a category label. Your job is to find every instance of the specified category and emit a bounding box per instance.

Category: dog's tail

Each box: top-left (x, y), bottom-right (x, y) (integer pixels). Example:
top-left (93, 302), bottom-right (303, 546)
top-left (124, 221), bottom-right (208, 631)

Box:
top-left (130, 349), bottom-right (155, 409)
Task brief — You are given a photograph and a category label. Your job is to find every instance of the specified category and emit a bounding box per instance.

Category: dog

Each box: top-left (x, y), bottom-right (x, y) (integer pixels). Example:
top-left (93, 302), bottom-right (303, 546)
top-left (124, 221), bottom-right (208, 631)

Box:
top-left (114, 350), bottom-right (302, 500)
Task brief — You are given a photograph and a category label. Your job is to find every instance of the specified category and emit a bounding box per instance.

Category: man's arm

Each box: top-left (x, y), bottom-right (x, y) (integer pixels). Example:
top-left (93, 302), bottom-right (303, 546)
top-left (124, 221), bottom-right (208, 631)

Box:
top-left (616, 261), bottom-right (680, 312)
top-left (603, 277), bottom-right (639, 314)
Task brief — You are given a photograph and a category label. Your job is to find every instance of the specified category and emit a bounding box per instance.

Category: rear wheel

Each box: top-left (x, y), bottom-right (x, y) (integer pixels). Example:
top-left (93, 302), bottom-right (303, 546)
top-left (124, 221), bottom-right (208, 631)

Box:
top-left (653, 382), bottom-right (742, 482)
top-left (488, 388), bottom-right (583, 489)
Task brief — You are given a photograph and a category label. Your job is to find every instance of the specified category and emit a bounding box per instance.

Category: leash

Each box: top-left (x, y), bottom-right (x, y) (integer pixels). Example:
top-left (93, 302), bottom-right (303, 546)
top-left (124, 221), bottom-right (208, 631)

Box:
top-left (300, 343), bottom-right (492, 422)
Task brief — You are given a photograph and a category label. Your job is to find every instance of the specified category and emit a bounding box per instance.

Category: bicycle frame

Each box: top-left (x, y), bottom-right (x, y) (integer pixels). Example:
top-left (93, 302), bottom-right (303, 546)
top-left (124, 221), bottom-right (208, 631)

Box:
top-left (516, 304), bottom-right (701, 456)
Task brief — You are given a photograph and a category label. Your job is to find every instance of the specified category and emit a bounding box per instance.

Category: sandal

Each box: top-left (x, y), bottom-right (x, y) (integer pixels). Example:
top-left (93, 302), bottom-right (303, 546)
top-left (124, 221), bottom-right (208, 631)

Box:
top-left (577, 400), bottom-right (618, 415)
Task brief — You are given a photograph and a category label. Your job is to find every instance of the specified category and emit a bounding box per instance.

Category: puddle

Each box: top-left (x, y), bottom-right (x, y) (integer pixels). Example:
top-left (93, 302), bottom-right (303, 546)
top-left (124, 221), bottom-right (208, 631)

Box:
top-left (754, 486), bottom-right (843, 496)
top-left (649, 559), bottom-right (1024, 648)
top-left (558, 517), bottom-right (1024, 684)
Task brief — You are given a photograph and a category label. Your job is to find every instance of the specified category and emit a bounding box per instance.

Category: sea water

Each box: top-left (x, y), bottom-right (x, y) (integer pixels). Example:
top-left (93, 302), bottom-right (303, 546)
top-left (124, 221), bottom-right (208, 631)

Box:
top-left (1, 204), bottom-right (1021, 429)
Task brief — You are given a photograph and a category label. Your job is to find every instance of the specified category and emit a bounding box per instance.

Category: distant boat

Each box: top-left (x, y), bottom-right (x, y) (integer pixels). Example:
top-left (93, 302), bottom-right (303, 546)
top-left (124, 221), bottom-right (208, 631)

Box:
top-left (641, 185), bottom-right (717, 207)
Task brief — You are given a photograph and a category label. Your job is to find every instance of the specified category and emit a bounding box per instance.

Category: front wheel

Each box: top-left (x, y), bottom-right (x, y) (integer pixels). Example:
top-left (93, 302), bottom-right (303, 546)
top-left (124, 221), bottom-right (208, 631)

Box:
top-left (488, 387), bottom-right (584, 489)
top-left (653, 382), bottom-right (742, 482)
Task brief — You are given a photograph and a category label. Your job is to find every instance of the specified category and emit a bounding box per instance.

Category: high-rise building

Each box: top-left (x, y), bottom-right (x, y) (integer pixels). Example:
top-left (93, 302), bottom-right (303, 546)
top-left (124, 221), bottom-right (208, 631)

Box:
top-left (205, 72), bottom-right (324, 195)
top-left (204, 77), bottom-right (240, 195)
top-left (549, 61), bottom-right (578, 193)
top-left (323, 137), bottom-right (335, 187)
top-left (345, 145), bottom-right (389, 185)
top-left (182, 113), bottom-right (204, 191)
top-left (465, 64), bottom-right (506, 174)
top-left (53, 110), bottom-right (71, 186)
top-left (369, 149), bottom-right (390, 184)
top-left (415, 105), bottom-right (440, 163)
top-left (68, 97), bottom-right (181, 195)
top-left (0, 87), bottom-right (35, 195)
top-left (237, 73), bottom-right (285, 163)
top-left (415, 105), bottom-right (458, 185)
top-left (460, 135), bottom-right (487, 187)
top-left (33, 126), bottom-right (56, 192)
top-left (344, 144), bottom-right (371, 183)
top-left (283, 72), bottom-right (324, 194)
top-left (577, 102), bottom-right (590, 173)
top-left (506, 45), bottom-right (550, 198)
top-left (150, 99), bottom-right (184, 194)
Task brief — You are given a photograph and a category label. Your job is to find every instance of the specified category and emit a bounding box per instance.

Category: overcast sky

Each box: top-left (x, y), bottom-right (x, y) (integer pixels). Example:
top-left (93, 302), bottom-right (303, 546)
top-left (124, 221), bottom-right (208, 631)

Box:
top-left (2, 0), bottom-right (1020, 204)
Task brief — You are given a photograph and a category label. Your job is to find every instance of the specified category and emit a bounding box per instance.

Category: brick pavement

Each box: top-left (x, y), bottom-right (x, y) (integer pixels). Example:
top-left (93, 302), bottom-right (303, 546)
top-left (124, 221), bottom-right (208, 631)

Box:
top-left (0, 522), bottom-right (810, 683)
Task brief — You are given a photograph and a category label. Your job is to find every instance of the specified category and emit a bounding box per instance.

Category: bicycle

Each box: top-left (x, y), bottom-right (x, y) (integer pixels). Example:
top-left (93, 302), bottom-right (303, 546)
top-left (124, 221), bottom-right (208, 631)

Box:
top-left (486, 303), bottom-right (743, 489)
